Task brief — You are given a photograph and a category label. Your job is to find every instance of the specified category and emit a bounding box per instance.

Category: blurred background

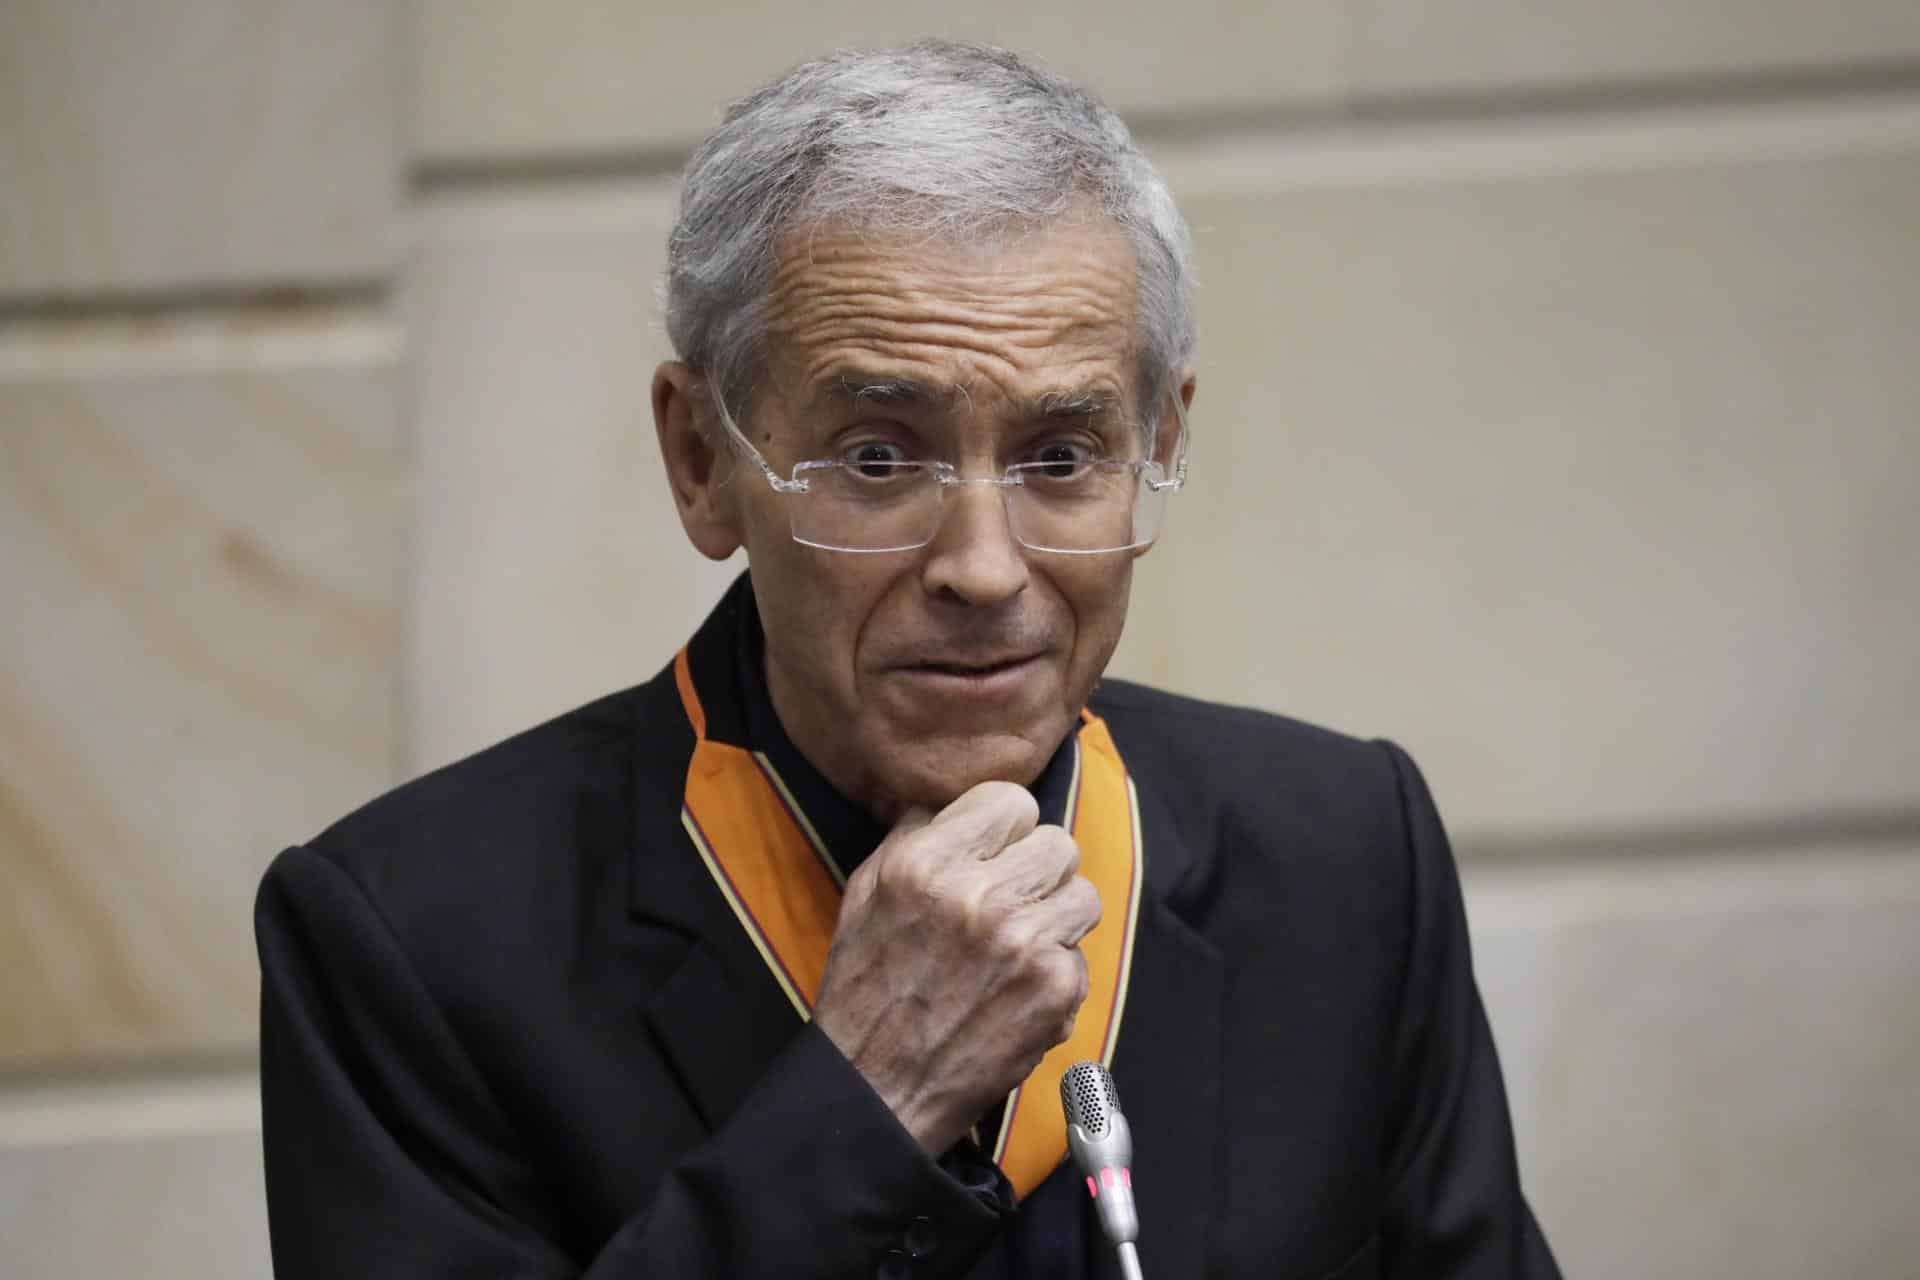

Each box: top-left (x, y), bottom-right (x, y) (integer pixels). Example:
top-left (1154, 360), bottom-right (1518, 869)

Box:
top-left (3, 2), bottom-right (1917, 1275)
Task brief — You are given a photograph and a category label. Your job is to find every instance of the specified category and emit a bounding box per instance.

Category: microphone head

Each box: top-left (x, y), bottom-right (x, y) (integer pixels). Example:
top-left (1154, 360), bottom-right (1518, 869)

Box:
top-left (1060, 1061), bottom-right (1122, 1137)
top-left (1060, 1060), bottom-right (1138, 1246)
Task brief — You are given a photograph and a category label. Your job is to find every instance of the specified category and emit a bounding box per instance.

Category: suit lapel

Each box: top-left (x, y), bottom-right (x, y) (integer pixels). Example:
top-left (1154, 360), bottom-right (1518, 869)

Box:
top-left (642, 935), bottom-right (804, 1133)
top-left (1098, 781), bottom-right (1225, 1280)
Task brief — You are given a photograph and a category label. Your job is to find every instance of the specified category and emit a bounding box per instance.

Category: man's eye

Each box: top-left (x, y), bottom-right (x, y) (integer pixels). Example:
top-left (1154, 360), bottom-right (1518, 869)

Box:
top-left (1031, 441), bottom-right (1096, 478)
top-left (844, 441), bottom-right (909, 478)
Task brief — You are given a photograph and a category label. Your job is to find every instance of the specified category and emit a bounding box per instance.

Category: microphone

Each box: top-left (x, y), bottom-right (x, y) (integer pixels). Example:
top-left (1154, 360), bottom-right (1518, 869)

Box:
top-left (1060, 1061), bottom-right (1144, 1280)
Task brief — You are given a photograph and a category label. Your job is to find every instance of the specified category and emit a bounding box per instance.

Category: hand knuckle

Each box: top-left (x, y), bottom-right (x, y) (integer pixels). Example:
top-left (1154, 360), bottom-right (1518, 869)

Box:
top-left (1039, 949), bottom-right (1085, 1005)
top-left (869, 852), bottom-right (914, 904)
top-left (961, 885), bottom-right (1005, 941)
top-left (993, 914), bottom-right (1039, 959)
top-left (909, 843), bottom-right (952, 895)
top-left (998, 782), bottom-right (1042, 825)
top-left (1039, 825), bottom-right (1081, 872)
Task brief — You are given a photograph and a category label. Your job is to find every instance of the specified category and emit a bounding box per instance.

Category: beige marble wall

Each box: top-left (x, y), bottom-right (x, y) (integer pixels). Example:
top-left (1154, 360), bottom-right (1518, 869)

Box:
top-left (1473, 843), bottom-right (1920, 1276)
top-left (0, 0), bottom-right (401, 296)
top-left (416, 0), bottom-right (1348, 161)
top-left (2, 0), bottom-right (403, 1080)
top-left (0, 1070), bottom-right (268, 1279)
top-left (1353, 0), bottom-right (1920, 95)
top-left (405, 184), bottom-right (741, 772)
top-left (1, 1), bottom-right (406, 1265)
top-left (0, 339), bottom-right (404, 1063)
top-left (1115, 98), bottom-right (1920, 834)
top-left (417, 0), bottom-right (1920, 164)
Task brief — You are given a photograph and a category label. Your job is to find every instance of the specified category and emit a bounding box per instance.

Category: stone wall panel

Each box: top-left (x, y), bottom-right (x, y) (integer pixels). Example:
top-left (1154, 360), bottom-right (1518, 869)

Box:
top-left (1468, 844), bottom-right (1920, 1277)
top-left (1354, 0), bottom-right (1920, 98)
top-left (1112, 104), bottom-right (1920, 836)
top-left (0, 0), bottom-right (400, 295)
top-left (0, 348), bottom-right (402, 1062)
top-left (417, 0), bottom-right (1347, 162)
top-left (0, 1073), bottom-right (267, 1280)
top-left (406, 184), bottom-right (739, 772)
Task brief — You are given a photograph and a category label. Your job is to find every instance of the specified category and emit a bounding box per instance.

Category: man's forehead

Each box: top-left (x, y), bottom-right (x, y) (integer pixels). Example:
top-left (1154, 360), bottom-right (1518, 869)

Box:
top-left (756, 217), bottom-right (1144, 423)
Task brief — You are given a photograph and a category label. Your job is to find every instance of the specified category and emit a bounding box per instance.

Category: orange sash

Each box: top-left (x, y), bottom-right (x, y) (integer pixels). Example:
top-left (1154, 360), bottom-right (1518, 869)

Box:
top-left (673, 648), bottom-right (1143, 1198)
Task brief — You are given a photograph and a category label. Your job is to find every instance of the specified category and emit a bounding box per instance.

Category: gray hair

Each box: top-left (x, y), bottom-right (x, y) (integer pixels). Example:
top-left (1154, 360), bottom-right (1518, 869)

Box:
top-left (662, 39), bottom-right (1196, 433)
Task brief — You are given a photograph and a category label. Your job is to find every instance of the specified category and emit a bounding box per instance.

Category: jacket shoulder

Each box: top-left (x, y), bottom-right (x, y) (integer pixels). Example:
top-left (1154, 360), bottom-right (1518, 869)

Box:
top-left (1089, 678), bottom-right (1423, 911)
top-left (314, 688), bottom-right (634, 851)
top-left (266, 666), bottom-right (690, 938)
top-left (1091, 677), bottom-right (1390, 795)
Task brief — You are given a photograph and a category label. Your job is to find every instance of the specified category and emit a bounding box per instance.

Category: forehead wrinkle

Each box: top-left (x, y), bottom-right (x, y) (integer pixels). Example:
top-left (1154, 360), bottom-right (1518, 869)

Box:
top-left (766, 248), bottom-right (1134, 335)
top-left (772, 285), bottom-right (1128, 351)
top-left (778, 299), bottom-right (1132, 389)
top-left (763, 224), bottom-right (1143, 425)
top-left (765, 229), bottom-right (1132, 299)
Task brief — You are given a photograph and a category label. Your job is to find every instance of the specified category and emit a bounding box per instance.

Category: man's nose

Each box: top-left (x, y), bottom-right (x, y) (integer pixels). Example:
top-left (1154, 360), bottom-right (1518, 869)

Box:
top-left (919, 480), bottom-right (1029, 606)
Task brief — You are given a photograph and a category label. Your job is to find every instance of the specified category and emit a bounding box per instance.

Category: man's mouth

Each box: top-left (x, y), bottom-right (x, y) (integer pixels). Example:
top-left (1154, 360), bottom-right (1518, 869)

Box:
top-left (912, 654), bottom-right (1038, 677)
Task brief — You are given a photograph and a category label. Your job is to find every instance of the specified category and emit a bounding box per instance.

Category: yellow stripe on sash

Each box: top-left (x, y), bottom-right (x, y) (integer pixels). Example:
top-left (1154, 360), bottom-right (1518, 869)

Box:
top-left (675, 651), bottom-right (840, 1019)
top-left (673, 648), bottom-right (1142, 1199)
top-left (987, 712), bottom-right (1143, 1194)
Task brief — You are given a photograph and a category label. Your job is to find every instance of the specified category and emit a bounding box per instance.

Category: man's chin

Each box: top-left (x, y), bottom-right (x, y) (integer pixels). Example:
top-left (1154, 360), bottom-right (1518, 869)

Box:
top-left (872, 731), bottom-right (1061, 824)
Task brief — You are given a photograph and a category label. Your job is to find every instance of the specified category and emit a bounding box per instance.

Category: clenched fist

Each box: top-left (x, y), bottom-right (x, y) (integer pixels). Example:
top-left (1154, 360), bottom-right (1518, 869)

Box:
top-left (812, 780), bottom-right (1103, 1154)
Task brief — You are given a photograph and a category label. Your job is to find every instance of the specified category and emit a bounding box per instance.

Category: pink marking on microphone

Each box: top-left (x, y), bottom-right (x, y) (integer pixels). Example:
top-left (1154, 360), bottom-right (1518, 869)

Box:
top-left (1121, 1167), bottom-right (1132, 1188)
top-left (1086, 1175), bottom-right (1098, 1198)
top-left (1101, 1167), bottom-right (1117, 1189)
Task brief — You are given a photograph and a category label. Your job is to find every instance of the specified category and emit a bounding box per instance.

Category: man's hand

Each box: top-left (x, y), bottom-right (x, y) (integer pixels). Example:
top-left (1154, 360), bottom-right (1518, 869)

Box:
top-left (812, 780), bottom-right (1103, 1155)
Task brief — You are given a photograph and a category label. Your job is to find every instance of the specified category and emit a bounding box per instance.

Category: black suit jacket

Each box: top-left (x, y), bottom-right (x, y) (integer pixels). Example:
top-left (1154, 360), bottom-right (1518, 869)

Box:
top-left (256, 583), bottom-right (1558, 1279)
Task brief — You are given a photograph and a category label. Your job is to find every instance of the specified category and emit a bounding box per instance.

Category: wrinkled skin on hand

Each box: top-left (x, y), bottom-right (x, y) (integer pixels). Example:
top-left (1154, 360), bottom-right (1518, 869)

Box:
top-left (812, 780), bottom-right (1104, 1154)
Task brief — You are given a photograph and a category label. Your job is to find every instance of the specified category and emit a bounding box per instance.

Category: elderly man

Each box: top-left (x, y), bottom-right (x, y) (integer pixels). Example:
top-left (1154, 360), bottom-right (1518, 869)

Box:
top-left (257, 40), bottom-right (1559, 1280)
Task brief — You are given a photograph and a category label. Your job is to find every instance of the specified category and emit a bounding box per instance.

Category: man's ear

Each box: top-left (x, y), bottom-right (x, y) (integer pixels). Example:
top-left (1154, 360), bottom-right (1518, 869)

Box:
top-left (653, 361), bottom-right (744, 561)
top-left (1164, 369), bottom-right (1196, 467)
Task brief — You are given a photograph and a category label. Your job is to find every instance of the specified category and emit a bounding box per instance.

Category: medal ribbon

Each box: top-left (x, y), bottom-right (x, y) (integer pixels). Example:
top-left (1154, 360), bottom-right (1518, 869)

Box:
top-left (673, 647), bottom-right (1143, 1199)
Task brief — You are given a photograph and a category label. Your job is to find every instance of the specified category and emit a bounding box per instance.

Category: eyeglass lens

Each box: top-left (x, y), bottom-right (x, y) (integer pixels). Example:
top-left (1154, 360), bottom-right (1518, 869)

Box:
top-left (787, 462), bottom-right (1165, 553)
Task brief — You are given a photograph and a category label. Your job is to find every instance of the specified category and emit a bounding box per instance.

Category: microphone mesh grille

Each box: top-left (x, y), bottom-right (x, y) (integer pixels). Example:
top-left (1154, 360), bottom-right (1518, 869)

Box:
top-left (1060, 1061), bottom-right (1120, 1136)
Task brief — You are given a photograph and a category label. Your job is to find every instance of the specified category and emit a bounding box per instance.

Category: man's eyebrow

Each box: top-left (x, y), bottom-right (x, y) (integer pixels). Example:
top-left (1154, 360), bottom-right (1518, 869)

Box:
top-left (811, 373), bottom-right (1124, 421)
top-left (817, 373), bottom-right (963, 410)
top-left (1021, 388), bottom-right (1123, 420)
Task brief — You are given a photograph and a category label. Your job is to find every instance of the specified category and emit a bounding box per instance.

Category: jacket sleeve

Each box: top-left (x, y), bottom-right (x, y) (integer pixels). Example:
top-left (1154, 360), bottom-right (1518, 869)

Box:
top-left (255, 845), bottom-right (1008, 1278)
top-left (1374, 742), bottom-right (1562, 1279)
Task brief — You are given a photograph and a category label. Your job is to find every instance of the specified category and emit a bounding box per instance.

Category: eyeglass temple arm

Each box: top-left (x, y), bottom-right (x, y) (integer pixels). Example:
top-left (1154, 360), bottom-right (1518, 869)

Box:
top-left (707, 386), bottom-right (809, 494)
top-left (1153, 387), bottom-right (1192, 492)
